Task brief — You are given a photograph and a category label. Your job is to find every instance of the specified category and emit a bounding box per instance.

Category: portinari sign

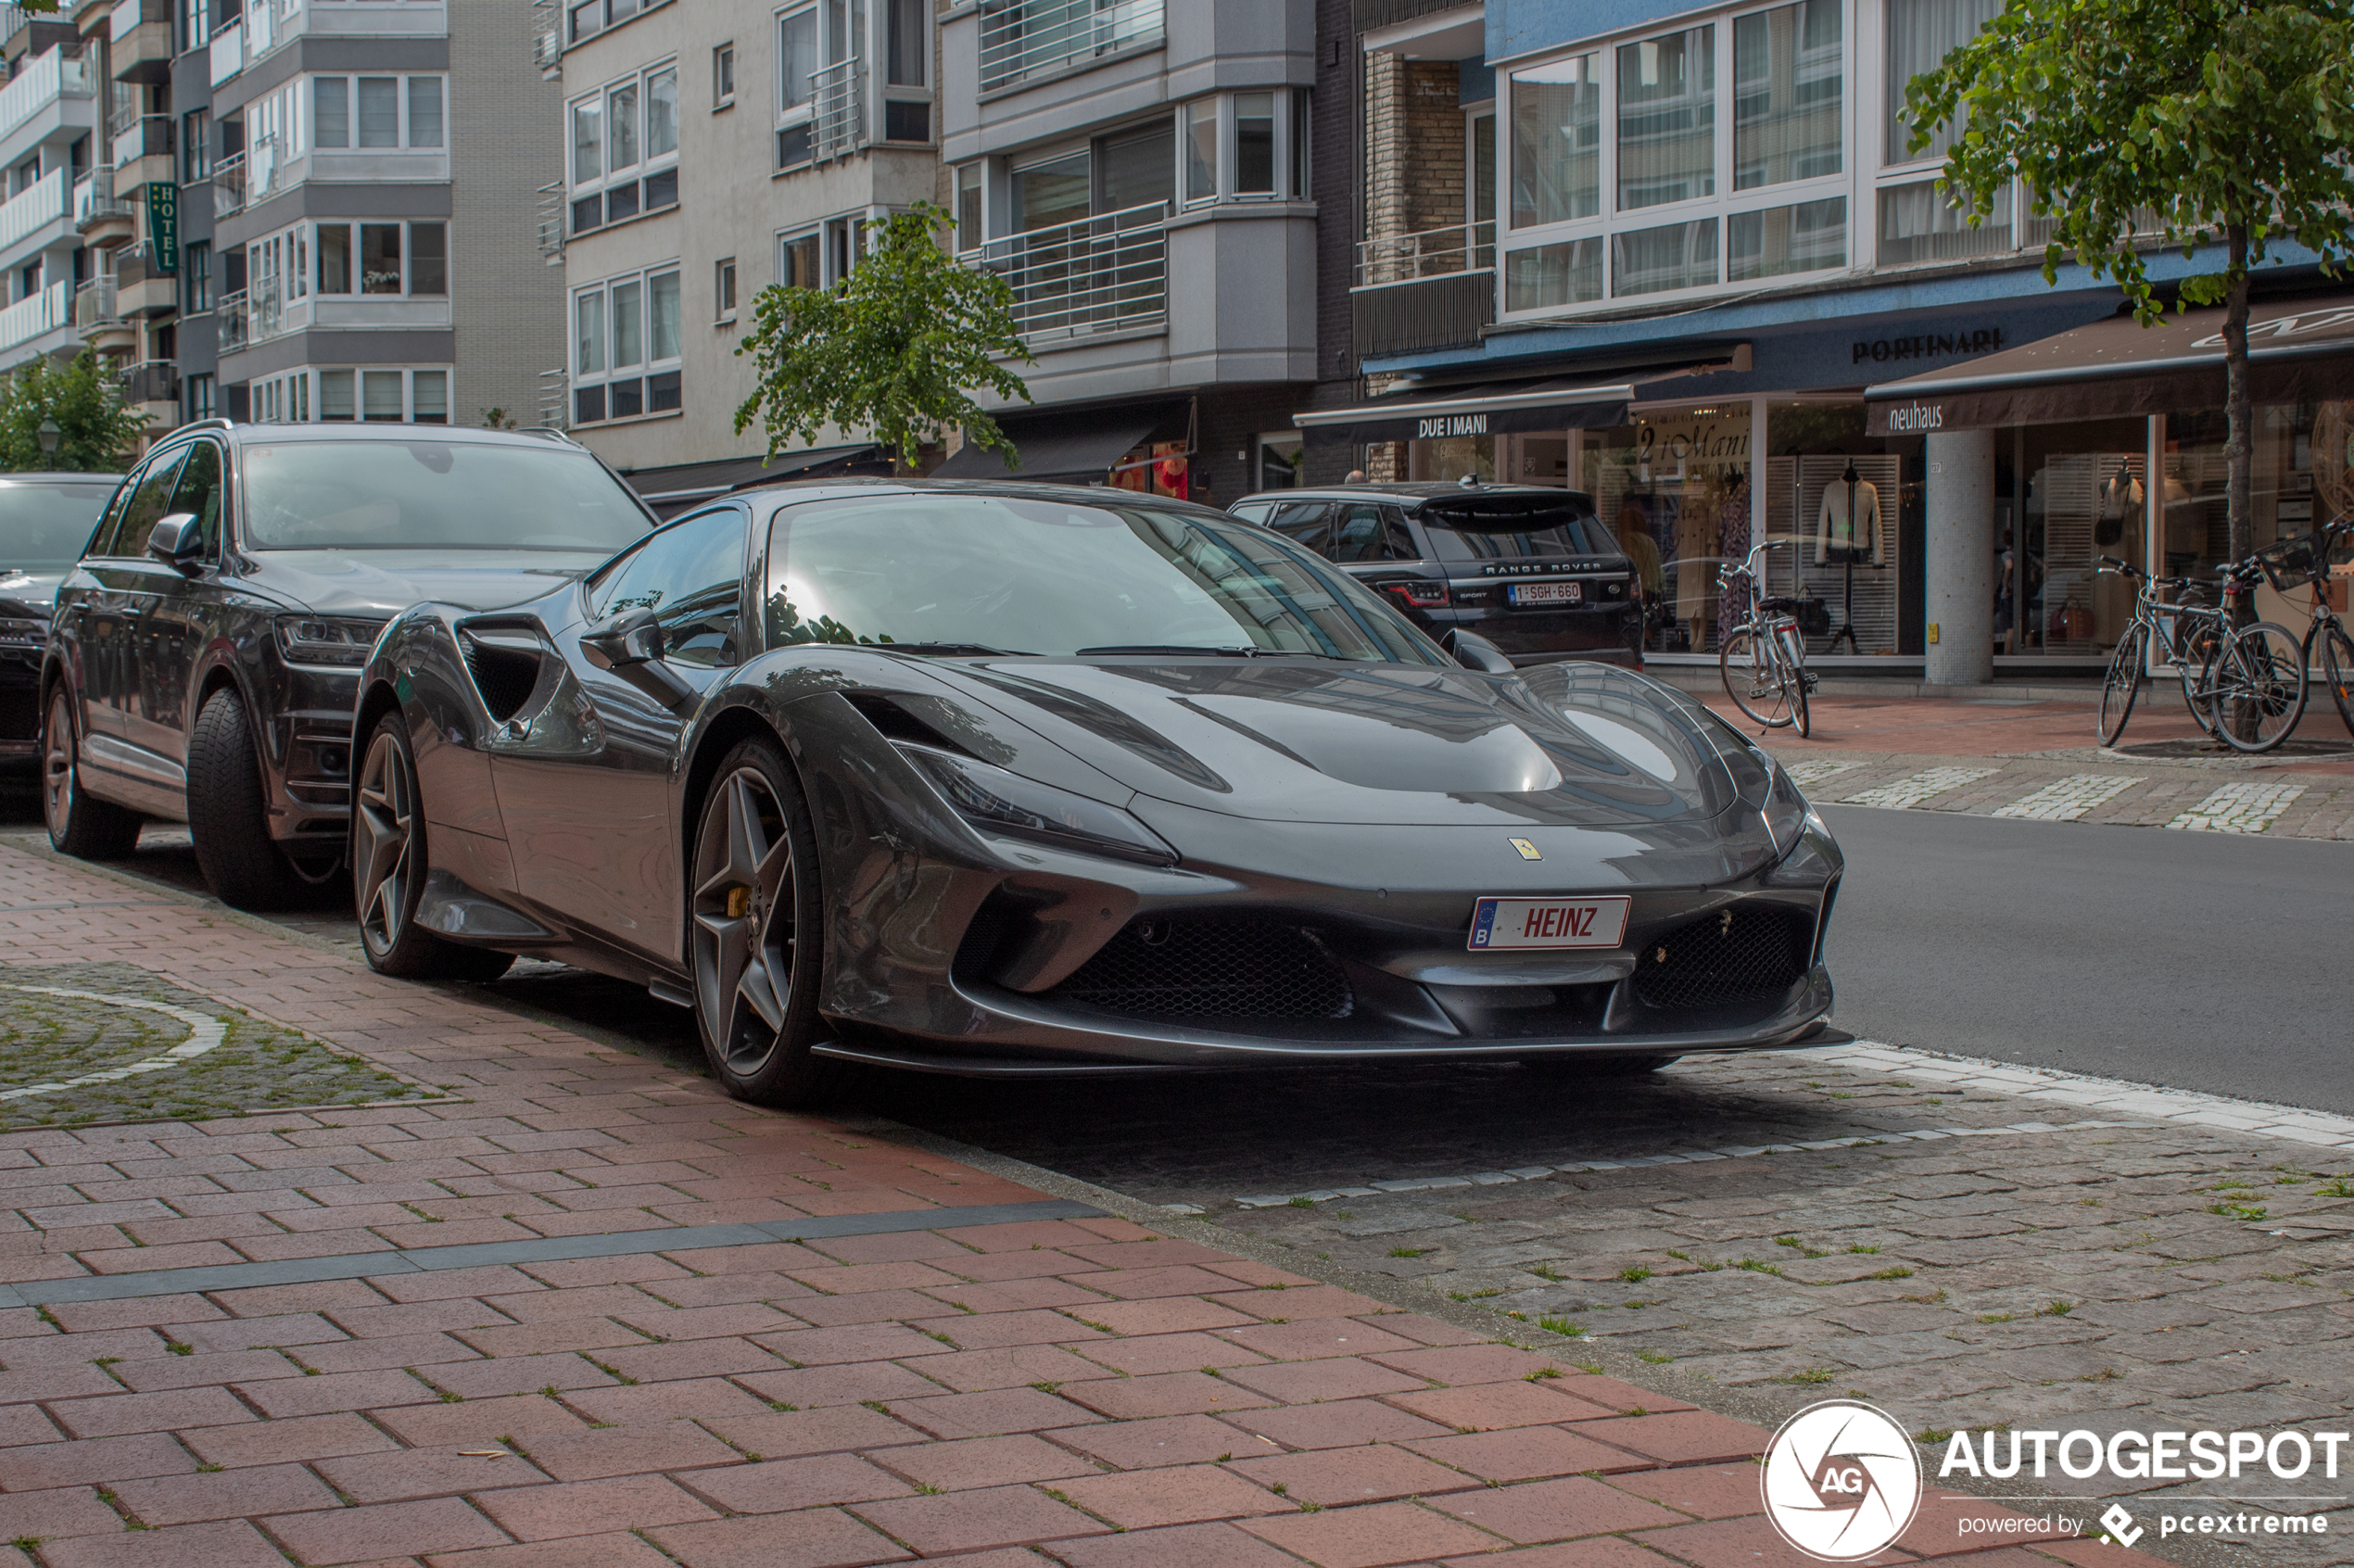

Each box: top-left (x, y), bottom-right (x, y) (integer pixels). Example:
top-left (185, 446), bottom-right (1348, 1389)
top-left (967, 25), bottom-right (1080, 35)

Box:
top-left (1852, 326), bottom-right (2006, 365)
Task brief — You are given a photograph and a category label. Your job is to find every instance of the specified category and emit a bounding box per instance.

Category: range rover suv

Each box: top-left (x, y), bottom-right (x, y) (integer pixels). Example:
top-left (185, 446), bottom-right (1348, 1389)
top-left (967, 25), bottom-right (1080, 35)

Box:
top-left (1229, 481), bottom-right (1644, 668)
top-left (40, 422), bottom-right (653, 910)
top-left (2, 472), bottom-right (123, 771)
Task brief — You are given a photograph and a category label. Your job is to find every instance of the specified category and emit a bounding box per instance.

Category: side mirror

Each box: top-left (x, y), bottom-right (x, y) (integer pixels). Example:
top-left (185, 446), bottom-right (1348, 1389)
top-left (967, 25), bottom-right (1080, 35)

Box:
top-left (580, 605), bottom-right (665, 669)
top-left (146, 512), bottom-right (205, 573)
top-left (1442, 627), bottom-right (1516, 675)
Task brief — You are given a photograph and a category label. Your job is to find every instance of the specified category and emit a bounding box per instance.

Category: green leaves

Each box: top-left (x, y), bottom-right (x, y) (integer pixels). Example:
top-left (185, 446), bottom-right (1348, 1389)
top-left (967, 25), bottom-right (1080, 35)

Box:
top-left (0, 349), bottom-right (148, 474)
top-left (731, 202), bottom-right (1036, 474)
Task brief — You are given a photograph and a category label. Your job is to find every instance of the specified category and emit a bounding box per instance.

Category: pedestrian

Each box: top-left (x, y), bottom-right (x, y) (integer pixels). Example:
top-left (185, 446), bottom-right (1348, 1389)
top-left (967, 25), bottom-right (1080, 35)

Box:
top-left (1344, 469), bottom-right (1365, 484)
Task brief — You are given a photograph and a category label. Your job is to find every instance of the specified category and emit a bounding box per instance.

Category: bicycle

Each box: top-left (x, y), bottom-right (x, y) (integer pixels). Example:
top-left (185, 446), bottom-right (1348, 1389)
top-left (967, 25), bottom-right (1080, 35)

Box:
top-left (1718, 539), bottom-right (1816, 738)
top-left (2094, 557), bottom-right (2227, 746)
top-left (2252, 516), bottom-right (2354, 740)
top-left (2189, 554), bottom-right (2309, 754)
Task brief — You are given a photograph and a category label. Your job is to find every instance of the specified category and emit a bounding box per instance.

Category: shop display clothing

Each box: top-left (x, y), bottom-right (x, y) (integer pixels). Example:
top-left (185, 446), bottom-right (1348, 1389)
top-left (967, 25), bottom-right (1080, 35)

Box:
top-left (1718, 476), bottom-right (1750, 640)
top-left (1816, 473), bottom-right (1884, 564)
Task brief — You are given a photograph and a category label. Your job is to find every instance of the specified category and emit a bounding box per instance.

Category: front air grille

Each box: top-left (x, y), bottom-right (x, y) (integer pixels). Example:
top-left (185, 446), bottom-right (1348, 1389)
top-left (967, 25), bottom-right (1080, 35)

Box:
top-left (0, 683), bottom-right (34, 743)
top-left (462, 636), bottom-right (543, 723)
top-left (1629, 904), bottom-right (1811, 1013)
top-left (1050, 917), bottom-right (1353, 1022)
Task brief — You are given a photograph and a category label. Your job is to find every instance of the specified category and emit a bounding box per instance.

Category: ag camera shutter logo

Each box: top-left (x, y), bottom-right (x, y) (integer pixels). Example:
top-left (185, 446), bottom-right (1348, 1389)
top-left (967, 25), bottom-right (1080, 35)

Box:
top-left (1762, 1399), bottom-right (1924, 1561)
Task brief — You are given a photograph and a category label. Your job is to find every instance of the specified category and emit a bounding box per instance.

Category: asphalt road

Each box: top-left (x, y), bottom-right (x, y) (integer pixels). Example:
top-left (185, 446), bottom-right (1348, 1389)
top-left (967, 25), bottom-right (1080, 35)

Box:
top-left (1819, 802), bottom-right (2354, 1116)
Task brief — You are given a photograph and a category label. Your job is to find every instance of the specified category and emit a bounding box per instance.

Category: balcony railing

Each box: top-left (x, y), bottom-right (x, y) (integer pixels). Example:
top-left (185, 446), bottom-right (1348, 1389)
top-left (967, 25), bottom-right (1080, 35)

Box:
top-left (213, 152), bottom-right (246, 218)
top-left (109, 112), bottom-right (171, 169)
top-left (113, 240), bottom-right (162, 291)
top-left (812, 57), bottom-right (864, 163)
top-left (0, 280), bottom-right (70, 354)
top-left (73, 276), bottom-right (120, 329)
top-left (1356, 221), bottom-right (1496, 288)
top-left (0, 50), bottom-right (95, 147)
top-left (218, 287), bottom-right (247, 351)
top-left (120, 358), bottom-right (178, 404)
top-left (251, 273), bottom-right (284, 341)
top-left (961, 200), bottom-right (1167, 340)
top-left (0, 168), bottom-right (66, 255)
top-left (73, 170), bottom-right (129, 228)
top-left (979, 0), bottom-right (1162, 93)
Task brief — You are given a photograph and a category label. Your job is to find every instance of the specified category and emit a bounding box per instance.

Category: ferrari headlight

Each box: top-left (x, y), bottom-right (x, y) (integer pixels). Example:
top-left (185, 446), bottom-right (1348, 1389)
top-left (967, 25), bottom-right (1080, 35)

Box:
top-left (0, 614), bottom-right (46, 648)
top-left (896, 743), bottom-right (1179, 867)
top-left (274, 614), bottom-right (386, 668)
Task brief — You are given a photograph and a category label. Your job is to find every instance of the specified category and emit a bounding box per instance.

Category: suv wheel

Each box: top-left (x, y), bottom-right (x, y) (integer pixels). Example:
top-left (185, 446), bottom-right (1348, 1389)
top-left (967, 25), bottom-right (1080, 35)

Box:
top-left (187, 686), bottom-right (318, 913)
top-left (43, 686), bottom-right (142, 859)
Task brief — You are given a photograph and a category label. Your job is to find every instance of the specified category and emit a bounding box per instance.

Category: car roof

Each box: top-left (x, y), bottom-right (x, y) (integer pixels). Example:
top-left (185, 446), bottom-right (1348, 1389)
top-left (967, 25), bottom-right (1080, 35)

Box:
top-left (169, 421), bottom-right (591, 454)
top-left (730, 474), bottom-right (1241, 521)
top-left (1232, 483), bottom-right (1598, 509)
top-left (0, 471), bottom-right (124, 483)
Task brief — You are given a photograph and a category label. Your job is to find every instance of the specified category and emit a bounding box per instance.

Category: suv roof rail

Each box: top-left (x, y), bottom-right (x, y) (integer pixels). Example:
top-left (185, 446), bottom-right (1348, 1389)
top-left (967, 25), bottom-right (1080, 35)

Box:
top-left (513, 426), bottom-right (582, 447)
top-left (177, 417), bottom-right (235, 435)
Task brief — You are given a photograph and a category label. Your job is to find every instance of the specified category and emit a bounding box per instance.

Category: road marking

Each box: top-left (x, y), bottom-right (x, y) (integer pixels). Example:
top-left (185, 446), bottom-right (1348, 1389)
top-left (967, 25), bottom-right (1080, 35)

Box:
top-left (1781, 760), bottom-right (1861, 788)
top-left (2165, 781), bottom-right (2307, 833)
top-left (0, 985), bottom-right (225, 1104)
top-left (1839, 766), bottom-right (2000, 810)
top-left (1991, 774), bottom-right (2141, 821)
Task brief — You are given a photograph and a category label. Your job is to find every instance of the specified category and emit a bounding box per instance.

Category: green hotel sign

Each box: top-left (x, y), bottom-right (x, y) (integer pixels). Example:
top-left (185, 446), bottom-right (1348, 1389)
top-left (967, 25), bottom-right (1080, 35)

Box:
top-left (146, 183), bottom-right (179, 273)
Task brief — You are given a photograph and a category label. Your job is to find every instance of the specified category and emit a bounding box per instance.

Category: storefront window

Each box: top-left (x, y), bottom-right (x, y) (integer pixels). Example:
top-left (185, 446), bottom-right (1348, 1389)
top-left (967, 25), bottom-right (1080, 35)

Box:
top-left (2158, 401), bottom-right (2354, 636)
top-left (1582, 404), bottom-right (1753, 653)
top-left (2012, 417), bottom-right (2147, 654)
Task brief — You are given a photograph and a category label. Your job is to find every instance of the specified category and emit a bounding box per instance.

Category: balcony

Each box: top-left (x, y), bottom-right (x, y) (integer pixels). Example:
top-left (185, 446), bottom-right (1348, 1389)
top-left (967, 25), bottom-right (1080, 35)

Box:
top-left (0, 280), bottom-right (70, 358)
top-left (73, 274), bottom-right (133, 351)
top-left (108, 111), bottom-right (171, 176)
top-left (108, 0), bottom-right (173, 84)
top-left (213, 152), bottom-right (246, 219)
top-left (209, 21), bottom-right (242, 87)
top-left (1351, 220), bottom-right (1497, 358)
top-left (120, 358), bottom-right (179, 405)
top-left (0, 49), bottom-right (95, 152)
top-left (73, 170), bottom-right (133, 241)
top-left (812, 57), bottom-right (865, 163)
top-left (0, 168), bottom-right (67, 259)
top-left (979, 0), bottom-right (1162, 94)
top-left (217, 287), bottom-right (247, 351)
top-left (112, 241), bottom-right (174, 316)
top-left (962, 200), bottom-right (1167, 342)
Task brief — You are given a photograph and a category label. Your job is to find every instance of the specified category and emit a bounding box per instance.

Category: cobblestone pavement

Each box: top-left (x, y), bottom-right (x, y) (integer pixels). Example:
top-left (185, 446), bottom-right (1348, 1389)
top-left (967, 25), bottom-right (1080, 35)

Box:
top-left (0, 842), bottom-right (2187, 1568)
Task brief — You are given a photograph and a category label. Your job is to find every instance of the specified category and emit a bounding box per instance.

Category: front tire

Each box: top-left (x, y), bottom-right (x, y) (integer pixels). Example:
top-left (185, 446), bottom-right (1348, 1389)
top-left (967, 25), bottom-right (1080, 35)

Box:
top-left (186, 687), bottom-right (315, 912)
top-left (689, 737), bottom-right (839, 1107)
top-left (42, 686), bottom-right (142, 860)
top-left (2098, 625), bottom-right (2145, 747)
top-left (353, 714), bottom-right (515, 982)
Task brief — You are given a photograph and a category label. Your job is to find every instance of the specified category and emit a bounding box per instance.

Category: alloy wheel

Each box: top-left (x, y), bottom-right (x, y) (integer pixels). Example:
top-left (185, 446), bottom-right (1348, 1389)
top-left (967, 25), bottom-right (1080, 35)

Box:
top-left (691, 768), bottom-right (798, 1078)
top-left (42, 689), bottom-right (74, 840)
top-left (354, 729), bottom-right (419, 955)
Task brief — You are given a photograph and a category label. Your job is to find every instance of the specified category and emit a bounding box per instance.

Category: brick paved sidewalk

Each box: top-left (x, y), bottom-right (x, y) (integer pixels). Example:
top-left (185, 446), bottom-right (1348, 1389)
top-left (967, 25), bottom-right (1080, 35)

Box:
top-left (0, 843), bottom-right (2167, 1568)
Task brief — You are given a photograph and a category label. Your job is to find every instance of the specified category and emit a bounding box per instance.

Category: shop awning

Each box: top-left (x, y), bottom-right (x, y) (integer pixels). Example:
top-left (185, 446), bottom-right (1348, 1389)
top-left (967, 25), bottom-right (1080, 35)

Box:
top-left (1294, 377), bottom-right (1639, 448)
top-left (931, 402), bottom-right (1185, 482)
top-left (1865, 297), bottom-right (2354, 436)
top-left (623, 444), bottom-right (884, 515)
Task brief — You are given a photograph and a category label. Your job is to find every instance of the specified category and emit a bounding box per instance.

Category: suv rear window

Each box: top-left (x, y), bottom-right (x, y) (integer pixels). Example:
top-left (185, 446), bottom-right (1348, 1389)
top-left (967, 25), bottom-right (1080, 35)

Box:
top-left (1418, 499), bottom-right (1617, 563)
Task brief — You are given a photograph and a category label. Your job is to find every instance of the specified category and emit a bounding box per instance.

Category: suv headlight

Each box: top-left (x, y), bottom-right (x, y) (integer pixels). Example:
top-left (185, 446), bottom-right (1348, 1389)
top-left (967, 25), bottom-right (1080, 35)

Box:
top-left (274, 615), bottom-right (386, 668)
top-left (896, 743), bottom-right (1179, 867)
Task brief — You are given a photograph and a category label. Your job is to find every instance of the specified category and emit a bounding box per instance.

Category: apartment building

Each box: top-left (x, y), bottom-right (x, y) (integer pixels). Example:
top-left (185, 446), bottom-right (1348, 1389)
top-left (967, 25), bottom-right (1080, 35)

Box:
top-left (550, 0), bottom-right (936, 509)
top-left (1322, 0), bottom-right (2354, 683)
top-left (928, 0), bottom-right (1319, 503)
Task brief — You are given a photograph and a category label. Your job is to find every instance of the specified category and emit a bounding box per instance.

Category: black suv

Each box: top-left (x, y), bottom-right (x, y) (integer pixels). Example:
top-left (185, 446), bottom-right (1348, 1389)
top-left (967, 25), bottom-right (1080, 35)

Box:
top-left (41, 422), bottom-right (654, 909)
top-left (1229, 481), bottom-right (1642, 668)
top-left (3, 472), bottom-right (123, 770)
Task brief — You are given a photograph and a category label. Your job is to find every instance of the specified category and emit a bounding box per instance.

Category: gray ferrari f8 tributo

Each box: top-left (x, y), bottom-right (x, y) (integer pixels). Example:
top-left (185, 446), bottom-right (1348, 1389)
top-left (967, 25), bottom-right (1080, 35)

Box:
top-left (351, 480), bottom-right (1842, 1106)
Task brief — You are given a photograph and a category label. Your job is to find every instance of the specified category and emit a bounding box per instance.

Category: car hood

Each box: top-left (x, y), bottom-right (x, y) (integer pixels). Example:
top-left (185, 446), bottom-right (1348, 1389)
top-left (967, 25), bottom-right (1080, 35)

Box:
top-left (247, 550), bottom-right (614, 618)
top-left (930, 656), bottom-right (1763, 832)
top-left (0, 568), bottom-right (66, 619)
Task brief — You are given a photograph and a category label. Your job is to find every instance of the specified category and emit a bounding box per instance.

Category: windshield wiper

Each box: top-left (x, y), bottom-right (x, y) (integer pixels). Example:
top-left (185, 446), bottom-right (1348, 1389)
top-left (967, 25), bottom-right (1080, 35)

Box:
top-left (885, 642), bottom-right (1031, 657)
top-left (1077, 644), bottom-right (1277, 658)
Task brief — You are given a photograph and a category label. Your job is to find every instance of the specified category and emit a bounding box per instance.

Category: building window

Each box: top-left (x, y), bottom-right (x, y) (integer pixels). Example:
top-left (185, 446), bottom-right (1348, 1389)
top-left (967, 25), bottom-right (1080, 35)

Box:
top-left (715, 256), bottom-right (736, 321)
top-left (186, 372), bottom-right (215, 422)
top-left (886, 0), bottom-right (925, 86)
top-left (310, 221), bottom-right (448, 297)
top-left (1885, 0), bottom-right (2001, 165)
top-left (1510, 54), bottom-right (1600, 227)
top-left (954, 163), bottom-right (981, 251)
top-left (300, 366), bottom-right (449, 424)
top-left (1175, 90), bottom-right (1309, 207)
top-left (569, 61), bottom-right (680, 234)
top-left (184, 240), bottom-right (212, 313)
top-left (775, 0), bottom-right (858, 171)
top-left (714, 42), bottom-right (735, 107)
top-left (778, 229), bottom-right (820, 290)
top-left (183, 107), bottom-right (212, 183)
top-left (1618, 26), bottom-right (1715, 211)
top-left (1732, 0), bottom-right (1841, 189)
top-left (1728, 195), bottom-right (1845, 278)
top-left (569, 0), bottom-right (670, 44)
top-left (571, 266), bottom-right (682, 424)
top-left (310, 75), bottom-right (446, 150)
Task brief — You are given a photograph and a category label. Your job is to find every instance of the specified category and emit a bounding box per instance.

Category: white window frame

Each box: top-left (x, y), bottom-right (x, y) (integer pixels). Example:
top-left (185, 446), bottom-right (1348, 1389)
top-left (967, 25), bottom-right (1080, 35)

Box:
top-left (568, 0), bottom-right (675, 47)
top-left (773, 0), bottom-right (856, 171)
top-left (259, 366), bottom-right (451, 425)
top-left (567, 58), bottom-right (681, 236)
top-left (307, 73), bottom-right (447, 153)
top-left (1174, 87), bottom-right (1309, 209)
top-left (1494, 0), bottom-right (1857, 323)
top-left (568, 264), bottom-right (684, 426)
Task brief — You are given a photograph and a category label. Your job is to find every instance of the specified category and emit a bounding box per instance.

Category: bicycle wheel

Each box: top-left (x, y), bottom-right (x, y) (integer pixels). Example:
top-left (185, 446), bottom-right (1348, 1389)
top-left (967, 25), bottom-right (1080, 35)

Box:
top-left (2177, 619), bottom-right (2221, 737)
top-left (1776, 622), bottom-right (1812, 739)
top-left (1720, 626), bottom-right (1797, 728)
top-left (2209, 621), bottom-right (2309, 753)
top-left (2098, 625), bottom-right (2146, 747)
top-left (2320, 621), bottom-right (2354, 739)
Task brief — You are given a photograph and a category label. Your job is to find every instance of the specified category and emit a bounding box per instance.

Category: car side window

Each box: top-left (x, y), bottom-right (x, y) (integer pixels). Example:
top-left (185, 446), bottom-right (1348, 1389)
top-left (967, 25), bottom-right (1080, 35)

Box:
top-left (165, 441), bottom-right (225, 559)
top-left (1265, 501), bottom-right (1331, 554)
top-left (590, 506), bottom-right (746, 668)
top-left (1385, 508), bottom-right (1424, 561)
top-left (100, 449), bottom-right (189, 558)
top-left (1330, 503), bottom-right (1390, 563)
top-left (1229, 502), bottom-right (1273, 525)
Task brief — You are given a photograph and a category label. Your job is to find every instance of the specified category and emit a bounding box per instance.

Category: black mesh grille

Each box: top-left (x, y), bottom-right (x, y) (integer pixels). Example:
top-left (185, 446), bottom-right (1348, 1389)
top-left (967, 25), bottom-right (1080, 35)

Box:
top-left (1629, 905), bottom-right (1810, 1013)
top-left (462, 638), bottom-right (542, 723)
top-left (1051, 918), bottom-right (1352, 1022)
top-left (0, 683), bottom-right (34, 744)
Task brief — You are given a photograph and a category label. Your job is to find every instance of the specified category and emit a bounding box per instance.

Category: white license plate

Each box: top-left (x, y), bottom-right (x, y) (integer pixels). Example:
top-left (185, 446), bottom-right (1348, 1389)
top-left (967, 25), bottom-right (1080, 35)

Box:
top-left (1507, 581), bottom-right (1583, 606)
top-left (1467, 895), bottom-right (1631, 950)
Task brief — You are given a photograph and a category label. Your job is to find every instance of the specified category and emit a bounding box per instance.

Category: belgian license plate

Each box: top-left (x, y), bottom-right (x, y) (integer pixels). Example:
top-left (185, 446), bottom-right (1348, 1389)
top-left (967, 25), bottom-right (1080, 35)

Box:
top-left (1508, 581), bottom-right (1583, 606)
top-left (1468, 895), bottom-right (1631, 951)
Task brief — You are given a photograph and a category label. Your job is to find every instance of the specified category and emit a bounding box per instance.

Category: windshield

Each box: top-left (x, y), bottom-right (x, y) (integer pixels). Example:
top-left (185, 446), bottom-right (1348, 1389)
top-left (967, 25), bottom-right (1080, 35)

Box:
top-left (241, 440), bottom-right (653, 552)
top-left (765, 493), bottom-right (1443, 664)
top-left (0, 480), bottom-right (117, 573)
top-left (1422, 502), bottom-right (1619, 563)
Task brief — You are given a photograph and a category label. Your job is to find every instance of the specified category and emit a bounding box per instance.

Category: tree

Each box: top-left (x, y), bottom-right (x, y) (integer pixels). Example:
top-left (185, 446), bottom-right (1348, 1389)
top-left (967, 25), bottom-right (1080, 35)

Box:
top-left (0, 350), bottom-right (149, 473)
top-left (1905, 0), bottom-right (2354, 594)
top-left (732, 202), bottom-right (1036, 474)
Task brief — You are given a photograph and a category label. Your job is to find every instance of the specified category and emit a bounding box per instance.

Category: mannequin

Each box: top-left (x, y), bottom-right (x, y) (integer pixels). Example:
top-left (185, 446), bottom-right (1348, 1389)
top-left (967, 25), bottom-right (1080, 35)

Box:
top-left (2091, 459), bottom-right (2144, 645)
top-left (1816, 460), bottom-right (1884, 654)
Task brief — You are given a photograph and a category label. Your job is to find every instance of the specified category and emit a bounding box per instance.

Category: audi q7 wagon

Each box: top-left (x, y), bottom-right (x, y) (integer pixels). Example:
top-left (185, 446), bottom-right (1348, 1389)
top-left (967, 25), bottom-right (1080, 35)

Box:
top-left (1230, 481), bottom-right (1643, 668)
top-left (40, 421), bottom-right (654, 909)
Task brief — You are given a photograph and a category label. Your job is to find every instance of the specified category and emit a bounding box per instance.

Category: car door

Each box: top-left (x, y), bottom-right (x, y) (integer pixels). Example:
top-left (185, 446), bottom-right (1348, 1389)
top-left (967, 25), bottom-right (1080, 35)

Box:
top-left (74, 449), bottom-right (186, 803)
top-left (490, 504), bottom-right (750, 967)
top-left (129, 438), bottom-right (228, 785)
